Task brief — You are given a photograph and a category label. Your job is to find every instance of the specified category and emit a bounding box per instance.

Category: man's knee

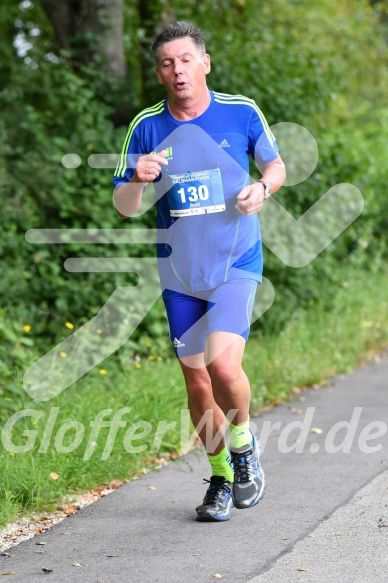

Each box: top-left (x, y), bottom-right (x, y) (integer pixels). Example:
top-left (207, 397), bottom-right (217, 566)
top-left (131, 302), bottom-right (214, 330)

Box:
top-left (206, 358), bottom-right (242, 388)
top-left (182, 366), bottom-right (212, 398)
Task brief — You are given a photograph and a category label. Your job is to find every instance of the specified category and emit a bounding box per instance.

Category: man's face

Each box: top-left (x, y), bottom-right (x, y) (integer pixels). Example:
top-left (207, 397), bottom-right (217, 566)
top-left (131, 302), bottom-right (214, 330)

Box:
top-left (155, 37), bottom-right (211, 102)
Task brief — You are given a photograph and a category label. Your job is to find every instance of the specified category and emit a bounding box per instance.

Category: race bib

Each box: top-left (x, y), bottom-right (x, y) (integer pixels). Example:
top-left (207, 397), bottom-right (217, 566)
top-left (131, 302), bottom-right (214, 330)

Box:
top-left (167, 168), bottom-right (226, 217)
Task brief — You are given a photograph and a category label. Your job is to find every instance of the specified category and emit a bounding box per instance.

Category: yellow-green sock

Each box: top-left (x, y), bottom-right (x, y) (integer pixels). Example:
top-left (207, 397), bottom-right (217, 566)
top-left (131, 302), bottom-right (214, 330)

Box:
top-left (229, 418), bottom-right (252, 451)
top-left (207, 446), bottom-right (234, 482)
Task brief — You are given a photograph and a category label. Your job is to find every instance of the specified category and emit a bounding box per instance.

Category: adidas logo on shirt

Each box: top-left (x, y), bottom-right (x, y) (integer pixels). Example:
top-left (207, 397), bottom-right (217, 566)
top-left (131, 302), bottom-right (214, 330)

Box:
top-left (173, 338), bottom-right (185, 348)
top-left (219, 139), bottom-right (231, 148)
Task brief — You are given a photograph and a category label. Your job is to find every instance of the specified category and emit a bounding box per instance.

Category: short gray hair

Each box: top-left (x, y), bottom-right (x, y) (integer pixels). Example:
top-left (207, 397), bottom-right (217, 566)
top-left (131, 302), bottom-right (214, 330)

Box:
top-left (151, 21), bottom-right (206, 63)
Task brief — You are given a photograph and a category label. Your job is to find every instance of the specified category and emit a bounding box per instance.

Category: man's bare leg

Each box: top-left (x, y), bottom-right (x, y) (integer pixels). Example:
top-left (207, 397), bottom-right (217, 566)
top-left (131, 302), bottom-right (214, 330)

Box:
top-left (204, 332), bottom-right (265, 509)
top-left (179, 353), bottom-right (227, 455)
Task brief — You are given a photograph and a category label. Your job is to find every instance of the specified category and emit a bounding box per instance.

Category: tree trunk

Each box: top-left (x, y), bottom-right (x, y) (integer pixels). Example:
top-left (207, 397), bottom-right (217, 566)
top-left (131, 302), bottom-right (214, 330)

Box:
top-left (137, 0), bottom-right (175, 101)
top-left (39, 0), bottom-right (126, 78)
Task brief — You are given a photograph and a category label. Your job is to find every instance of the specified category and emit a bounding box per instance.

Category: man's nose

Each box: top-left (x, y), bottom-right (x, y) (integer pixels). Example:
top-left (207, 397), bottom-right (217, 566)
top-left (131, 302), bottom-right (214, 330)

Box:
top-left (173, 60), bottom-right (184, 74)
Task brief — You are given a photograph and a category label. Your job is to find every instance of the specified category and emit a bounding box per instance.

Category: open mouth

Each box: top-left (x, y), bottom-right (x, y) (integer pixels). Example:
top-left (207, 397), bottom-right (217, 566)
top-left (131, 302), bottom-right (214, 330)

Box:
top-left (175, 81), bottom-right (187, 90)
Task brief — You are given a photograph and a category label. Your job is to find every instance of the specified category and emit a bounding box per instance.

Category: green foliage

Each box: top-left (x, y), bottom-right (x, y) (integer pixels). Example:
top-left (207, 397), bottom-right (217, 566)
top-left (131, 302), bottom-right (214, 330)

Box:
top-left (0, 0), bottom-right (387, 358)
top-left (0, 312), bottom-right (32, 424)
top-left (0, 3), bottom-right (166, 348)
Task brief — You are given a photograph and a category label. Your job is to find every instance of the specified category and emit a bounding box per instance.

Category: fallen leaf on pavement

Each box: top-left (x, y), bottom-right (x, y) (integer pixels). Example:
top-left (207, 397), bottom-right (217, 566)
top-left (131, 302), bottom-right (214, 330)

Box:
top-left (64, 507), bottom-right (75, 515)
top-left (1, 572), bottom-right (16, 576)
top-left (297, 567), bottom-right (309, 572)
top-left (310, 428), bottom-right (323, 434)
top-left (35, 542), bottom-right (46, 545)
top-left (291, 408), bottom-right (303, 415)
top-left (149, 486), bottom-right (157, 491)
top-left (213, 575), bottom-right (224, 579)
top-left (41, 567), bottom-right (53, 574)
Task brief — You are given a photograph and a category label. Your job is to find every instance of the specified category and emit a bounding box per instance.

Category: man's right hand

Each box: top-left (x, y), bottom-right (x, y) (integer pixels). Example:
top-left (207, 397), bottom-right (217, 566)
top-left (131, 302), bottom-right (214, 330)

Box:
top-left (133, 149), bottom-right (169, 183)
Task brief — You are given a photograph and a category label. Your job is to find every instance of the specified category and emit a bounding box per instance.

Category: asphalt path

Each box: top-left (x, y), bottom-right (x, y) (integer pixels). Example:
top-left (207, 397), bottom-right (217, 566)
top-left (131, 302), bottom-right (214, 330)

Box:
top-left (1, 357), bottom-right (387, 582)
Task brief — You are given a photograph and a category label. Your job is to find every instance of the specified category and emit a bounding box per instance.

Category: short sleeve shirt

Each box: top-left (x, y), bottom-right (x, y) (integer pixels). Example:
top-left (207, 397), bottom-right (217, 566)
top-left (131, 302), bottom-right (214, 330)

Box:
top-left (113, 91), bottom-right (279, 294)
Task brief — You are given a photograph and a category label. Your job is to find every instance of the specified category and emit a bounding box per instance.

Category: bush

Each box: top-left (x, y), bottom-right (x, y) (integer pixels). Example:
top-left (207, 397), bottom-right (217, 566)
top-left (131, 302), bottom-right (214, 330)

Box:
top-left (1, 0), bottom-right (387, 348)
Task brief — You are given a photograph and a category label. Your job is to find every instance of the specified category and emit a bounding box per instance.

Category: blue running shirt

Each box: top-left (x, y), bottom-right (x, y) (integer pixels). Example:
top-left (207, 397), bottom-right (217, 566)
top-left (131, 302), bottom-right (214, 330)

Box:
top-left (113, 91), bottom-right (279, 294)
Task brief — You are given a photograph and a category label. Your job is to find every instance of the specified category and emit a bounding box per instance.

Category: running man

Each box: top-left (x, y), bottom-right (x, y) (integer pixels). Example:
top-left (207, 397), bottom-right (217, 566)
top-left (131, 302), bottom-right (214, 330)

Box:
top-left (113, 21), bottom-right (286, 521)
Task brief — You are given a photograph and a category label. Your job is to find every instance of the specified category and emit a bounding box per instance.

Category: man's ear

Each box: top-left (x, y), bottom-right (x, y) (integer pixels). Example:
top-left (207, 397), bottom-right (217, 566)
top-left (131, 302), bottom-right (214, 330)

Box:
top-left (203, 54), bottom-right (211, 75)
top-left (155, 67), bottom-right (164, 85)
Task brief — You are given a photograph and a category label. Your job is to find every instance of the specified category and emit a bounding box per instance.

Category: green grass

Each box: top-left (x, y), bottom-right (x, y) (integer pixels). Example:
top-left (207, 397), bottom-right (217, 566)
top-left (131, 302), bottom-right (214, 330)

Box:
top-left (1, 268), bottom-right (388, 531)
top-left (0, 360), bottom-right (188, 531)
top-left (245, 270), bottom-right (388, 410)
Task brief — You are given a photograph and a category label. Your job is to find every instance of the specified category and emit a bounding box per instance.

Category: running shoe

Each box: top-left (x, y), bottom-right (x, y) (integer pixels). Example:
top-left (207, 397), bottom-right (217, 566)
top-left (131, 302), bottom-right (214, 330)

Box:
top-left (231, 435), bottom-right (266, 509)
top-left (196, 476), bottom-right (233, 522)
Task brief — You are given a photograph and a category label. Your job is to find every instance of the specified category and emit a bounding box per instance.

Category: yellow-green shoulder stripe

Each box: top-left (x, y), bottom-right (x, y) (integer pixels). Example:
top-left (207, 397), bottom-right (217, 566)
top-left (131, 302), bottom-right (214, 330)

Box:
top-left (213, 91), bottom-right (255, 102)
top-left (213, 92), bottom-right (275, 146)
top-left (114, 100), bottom-right (165, 178)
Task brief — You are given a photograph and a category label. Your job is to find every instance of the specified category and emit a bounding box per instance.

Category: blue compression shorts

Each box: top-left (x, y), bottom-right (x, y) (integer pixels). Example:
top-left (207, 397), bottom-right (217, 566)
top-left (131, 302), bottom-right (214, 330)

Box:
top-left (163, 278), bottom-right (258, 358)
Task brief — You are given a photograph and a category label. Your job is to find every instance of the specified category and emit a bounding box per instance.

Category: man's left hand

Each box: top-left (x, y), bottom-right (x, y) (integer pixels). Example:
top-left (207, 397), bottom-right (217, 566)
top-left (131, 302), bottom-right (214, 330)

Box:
top-left (235, 183), bottom-right (266, 215)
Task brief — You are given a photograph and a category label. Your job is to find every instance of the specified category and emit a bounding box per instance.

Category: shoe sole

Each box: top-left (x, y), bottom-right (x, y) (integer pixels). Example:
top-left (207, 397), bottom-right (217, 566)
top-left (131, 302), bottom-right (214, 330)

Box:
top-left (196, 514), bottom-right (231, 522)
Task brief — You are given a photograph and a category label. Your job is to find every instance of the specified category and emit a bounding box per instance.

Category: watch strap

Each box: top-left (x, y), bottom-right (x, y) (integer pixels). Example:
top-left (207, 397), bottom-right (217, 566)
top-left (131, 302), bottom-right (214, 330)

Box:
top-left (258, 179), bottom-right (271, 199)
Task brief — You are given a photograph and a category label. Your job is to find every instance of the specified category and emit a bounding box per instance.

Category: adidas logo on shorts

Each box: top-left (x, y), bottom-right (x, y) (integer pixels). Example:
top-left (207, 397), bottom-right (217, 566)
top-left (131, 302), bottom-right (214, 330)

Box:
top-left (173, 338), bottom-right (185, 348)
top-left (219, 139), bottom-right (231, 148)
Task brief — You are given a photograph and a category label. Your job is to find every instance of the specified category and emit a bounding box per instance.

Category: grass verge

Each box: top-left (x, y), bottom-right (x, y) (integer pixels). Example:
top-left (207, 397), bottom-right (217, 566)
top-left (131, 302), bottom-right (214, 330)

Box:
top-left (1, 267), bottom-right (388, 531)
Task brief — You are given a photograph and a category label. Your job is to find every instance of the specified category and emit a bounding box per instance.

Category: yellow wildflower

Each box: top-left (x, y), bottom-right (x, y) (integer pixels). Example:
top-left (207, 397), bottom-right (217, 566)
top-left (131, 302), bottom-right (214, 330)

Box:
top-left (149, 356), bottom-right (155, 360)
top-left (59, 351), bottom-right (67, 358)
top-left (65, 322), bottom-right (74, 330)
top-left (96, 328), bottom-right (103, 334)
top-left (135, 363), bottom-right (141, 369)
top-left (23, 325), bottom-right (32, 333)
top-left (99, 369), bottom-right (107, 375)
top-left (157, 356), bottom-right (163, 361)
top-left (10, 453), bottom-right (15, 457)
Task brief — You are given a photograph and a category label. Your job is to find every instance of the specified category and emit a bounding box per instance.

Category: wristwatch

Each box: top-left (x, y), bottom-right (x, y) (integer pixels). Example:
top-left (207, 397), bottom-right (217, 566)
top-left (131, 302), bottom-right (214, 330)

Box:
top-left (258, 180), bottom-right (271, 199)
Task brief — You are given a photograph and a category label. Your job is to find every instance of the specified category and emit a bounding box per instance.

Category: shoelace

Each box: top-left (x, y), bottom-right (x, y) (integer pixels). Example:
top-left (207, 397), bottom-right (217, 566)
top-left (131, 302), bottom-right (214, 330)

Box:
top-left (232, 447), bottom-right (254, 483)
top-left (202, 478), bottom-right (231, 504)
